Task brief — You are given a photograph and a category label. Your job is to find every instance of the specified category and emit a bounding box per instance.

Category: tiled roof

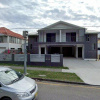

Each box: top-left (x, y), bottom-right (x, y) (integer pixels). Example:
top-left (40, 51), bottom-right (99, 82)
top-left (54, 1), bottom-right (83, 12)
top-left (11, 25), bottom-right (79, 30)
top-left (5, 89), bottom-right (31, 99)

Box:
top-left (0, 27), bottom-right (24, 39)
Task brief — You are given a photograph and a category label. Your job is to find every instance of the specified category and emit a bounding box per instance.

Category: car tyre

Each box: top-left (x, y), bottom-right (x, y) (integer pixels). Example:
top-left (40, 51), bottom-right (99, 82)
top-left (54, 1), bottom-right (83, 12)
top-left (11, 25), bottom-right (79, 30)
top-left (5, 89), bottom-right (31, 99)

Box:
top-left (2, 97), bottom-right (12, 100)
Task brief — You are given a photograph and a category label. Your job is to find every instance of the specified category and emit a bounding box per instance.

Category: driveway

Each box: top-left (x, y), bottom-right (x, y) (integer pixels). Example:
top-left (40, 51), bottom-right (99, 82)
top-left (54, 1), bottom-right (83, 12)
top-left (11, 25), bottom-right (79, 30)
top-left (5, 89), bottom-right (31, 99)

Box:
top-left (63, 58), bottom-right (100, 85)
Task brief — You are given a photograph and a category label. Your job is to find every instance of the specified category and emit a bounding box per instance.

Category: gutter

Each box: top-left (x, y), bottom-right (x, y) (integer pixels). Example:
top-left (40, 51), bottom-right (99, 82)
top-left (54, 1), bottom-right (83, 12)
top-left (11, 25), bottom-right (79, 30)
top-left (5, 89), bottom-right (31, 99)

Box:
top-left (32, 78), bottom-right (100, 86)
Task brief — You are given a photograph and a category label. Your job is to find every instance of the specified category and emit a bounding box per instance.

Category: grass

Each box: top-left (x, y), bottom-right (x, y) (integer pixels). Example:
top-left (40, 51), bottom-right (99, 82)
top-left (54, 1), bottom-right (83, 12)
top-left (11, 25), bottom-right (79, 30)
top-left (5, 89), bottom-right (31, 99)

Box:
top-left (14, 69), bottom-right (83, 83)
top-left (0, 63), bottom-right (69, 69)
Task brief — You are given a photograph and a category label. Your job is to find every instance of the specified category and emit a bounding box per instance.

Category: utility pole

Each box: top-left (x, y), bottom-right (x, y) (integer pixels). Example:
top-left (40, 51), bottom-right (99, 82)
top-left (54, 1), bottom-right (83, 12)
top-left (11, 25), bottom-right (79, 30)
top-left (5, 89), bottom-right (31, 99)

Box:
top-left (23, 31), bottom-right (28, 75)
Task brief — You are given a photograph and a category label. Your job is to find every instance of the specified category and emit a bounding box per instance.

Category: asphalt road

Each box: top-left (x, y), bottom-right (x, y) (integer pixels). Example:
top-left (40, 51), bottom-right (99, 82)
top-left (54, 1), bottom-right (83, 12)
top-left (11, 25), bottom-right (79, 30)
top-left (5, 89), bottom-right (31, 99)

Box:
top-left (37, 81), bottom-right (100, 100)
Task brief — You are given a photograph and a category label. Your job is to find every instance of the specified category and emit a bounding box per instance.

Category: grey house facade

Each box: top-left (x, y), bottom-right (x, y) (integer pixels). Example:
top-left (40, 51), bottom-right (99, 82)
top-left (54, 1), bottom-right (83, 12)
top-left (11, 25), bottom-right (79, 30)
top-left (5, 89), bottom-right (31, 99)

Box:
top-left (28, 21), bottom-right (98, 60)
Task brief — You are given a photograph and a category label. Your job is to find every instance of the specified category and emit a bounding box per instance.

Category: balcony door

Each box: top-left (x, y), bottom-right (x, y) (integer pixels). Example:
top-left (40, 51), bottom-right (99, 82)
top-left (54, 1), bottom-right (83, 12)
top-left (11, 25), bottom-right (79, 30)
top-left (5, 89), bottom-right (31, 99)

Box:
top-left (66, 32), bottom-right (76, 42)
top-left (71, 33), bottom-right (76, 42)
top-left (46, 33), bottom-right (56, 42)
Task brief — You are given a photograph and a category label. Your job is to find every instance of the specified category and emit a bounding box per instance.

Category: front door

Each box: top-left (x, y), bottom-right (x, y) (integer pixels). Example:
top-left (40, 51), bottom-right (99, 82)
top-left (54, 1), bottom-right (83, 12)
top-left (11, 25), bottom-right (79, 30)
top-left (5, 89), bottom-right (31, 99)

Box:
top-left (41, 47), bottom-right (45, 54)
top-left (78, 47), bottom-right (82, 58)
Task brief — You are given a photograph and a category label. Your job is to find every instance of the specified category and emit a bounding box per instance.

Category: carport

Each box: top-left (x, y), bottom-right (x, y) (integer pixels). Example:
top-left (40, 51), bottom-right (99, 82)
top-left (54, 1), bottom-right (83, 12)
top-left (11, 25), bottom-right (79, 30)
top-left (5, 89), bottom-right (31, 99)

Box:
top-left (39, 44), bottom-right (84, 59)
top-left (62, 47), bottom-right (75, 57)
top-left (47, 45), bottom-right (76, 58)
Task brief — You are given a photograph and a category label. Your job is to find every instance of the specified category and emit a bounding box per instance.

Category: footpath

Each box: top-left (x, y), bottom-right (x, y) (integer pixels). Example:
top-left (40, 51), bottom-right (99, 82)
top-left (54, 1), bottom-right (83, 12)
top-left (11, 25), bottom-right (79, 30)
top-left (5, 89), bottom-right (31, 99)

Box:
top-left (4, 66), bottom-right (74, 73)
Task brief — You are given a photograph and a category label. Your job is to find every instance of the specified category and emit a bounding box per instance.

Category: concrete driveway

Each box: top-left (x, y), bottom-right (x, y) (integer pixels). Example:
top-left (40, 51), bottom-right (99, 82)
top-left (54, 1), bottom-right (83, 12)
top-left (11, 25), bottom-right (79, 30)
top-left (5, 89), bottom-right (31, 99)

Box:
top-left (63, 58), bottom-right (100, 85)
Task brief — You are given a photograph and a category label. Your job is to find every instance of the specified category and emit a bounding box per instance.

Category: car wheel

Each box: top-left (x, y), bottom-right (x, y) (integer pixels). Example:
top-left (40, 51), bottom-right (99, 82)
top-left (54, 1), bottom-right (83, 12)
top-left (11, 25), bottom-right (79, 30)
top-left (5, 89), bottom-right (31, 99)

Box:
top-left (2, 97), bottom-right (12, 100)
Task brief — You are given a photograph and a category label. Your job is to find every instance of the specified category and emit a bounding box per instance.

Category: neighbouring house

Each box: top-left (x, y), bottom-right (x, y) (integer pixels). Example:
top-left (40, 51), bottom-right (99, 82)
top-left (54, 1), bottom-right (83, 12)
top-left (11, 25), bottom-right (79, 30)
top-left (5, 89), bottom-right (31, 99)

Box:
top-left (0, 27), bottom-right (24, 54)
top-left (28, 21), bottom-right (99, 60)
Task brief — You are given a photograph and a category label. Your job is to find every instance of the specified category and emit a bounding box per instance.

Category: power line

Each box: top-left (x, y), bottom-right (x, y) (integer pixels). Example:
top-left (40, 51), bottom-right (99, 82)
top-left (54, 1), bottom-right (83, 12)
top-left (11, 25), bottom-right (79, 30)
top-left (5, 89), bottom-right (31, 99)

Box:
top-left (83, 26), bottom-right (100, 27)
top-left (10, 26), bottom-right (100, 29)
top-left (10, 28), bottom-right (39, 29)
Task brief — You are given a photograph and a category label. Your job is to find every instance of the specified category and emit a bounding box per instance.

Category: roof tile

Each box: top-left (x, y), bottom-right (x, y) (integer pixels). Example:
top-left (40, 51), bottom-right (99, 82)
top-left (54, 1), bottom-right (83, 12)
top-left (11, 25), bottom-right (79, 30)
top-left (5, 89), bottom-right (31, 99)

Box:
top-left (0, 27), bottom-right (24, 39)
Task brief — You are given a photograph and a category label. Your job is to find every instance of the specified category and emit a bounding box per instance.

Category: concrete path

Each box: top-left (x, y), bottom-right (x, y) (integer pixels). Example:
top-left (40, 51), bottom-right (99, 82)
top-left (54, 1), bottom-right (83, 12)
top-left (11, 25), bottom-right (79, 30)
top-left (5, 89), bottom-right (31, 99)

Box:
top-left (63, 58), bottom-right (100, 85)
top-left (5, 66), bottom-right (62, 72)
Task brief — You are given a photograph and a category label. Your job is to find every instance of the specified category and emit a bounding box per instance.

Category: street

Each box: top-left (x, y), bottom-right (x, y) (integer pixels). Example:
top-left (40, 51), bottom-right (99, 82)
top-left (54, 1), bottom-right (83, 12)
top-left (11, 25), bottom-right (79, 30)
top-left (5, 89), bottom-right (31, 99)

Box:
top-left (37, 81), bottom-right (100, 100)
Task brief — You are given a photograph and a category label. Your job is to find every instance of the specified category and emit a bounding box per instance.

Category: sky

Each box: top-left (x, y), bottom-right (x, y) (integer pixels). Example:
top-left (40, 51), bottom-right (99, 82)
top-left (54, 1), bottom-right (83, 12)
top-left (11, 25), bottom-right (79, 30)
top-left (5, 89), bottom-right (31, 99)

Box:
top-left (0, 0), bottom-right (100, 35)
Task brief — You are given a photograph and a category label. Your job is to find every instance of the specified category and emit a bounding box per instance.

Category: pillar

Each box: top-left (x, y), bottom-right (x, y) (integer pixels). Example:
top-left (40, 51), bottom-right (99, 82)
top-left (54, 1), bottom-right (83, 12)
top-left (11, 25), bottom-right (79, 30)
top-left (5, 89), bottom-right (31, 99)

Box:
top-left (60, 30), bottom-right (62, 42)
top-left (76, 46), bottom-right (78, 58)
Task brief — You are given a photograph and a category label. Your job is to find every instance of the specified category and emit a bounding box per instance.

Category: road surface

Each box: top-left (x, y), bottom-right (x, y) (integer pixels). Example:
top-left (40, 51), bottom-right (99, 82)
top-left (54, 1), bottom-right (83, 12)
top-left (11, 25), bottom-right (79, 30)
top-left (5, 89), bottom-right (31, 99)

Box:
top-left (37, 81), bottom-right (100, 100)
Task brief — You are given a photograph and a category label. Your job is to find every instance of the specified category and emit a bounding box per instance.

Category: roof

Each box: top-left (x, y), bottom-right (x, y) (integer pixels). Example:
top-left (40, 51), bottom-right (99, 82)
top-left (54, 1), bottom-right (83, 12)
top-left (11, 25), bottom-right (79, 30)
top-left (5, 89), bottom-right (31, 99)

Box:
top-left (28, 32), bottom-right (38, 36)
top-left (39, 21), bottom-right (85, 31)
top-left (0, 27), bottom-right (24, 39)
top-left (86, 30), bottom-right (100, 34)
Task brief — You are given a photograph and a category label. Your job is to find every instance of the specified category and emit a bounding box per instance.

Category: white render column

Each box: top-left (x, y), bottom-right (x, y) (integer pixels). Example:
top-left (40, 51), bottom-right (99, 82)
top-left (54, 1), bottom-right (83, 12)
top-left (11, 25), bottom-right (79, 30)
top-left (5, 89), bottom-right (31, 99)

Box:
top-left (76, 33), bottom-right (78, 42)
top-left (39, 45), bottom-right (41, 54)
top-left (82, 45), bottom-right (84, 59)
top-left (76, 46), bottom-right (78, 58)
top-left (60, 30), bottom-right (62, 42)
top-left (45, 46), bottom-right (46, 54)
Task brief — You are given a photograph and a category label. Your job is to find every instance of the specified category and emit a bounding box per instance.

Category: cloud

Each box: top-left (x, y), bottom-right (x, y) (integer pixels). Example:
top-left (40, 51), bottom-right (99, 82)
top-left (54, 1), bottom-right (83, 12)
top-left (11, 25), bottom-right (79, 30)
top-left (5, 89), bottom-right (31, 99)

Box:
top-left (42, 9), bottom-right (70, 20)
top-left (0, 0), bottom-right (100, 34)
top-left (0, 0), bottom-right (13, 5)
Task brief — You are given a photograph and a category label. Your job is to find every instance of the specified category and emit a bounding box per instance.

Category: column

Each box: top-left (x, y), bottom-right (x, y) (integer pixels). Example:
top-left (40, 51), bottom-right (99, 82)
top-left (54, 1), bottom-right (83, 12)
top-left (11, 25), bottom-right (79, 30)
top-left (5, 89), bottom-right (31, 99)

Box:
top-left (76, 46), bottom-right (78, 58)
top-left (82, 45), bottom-right (84, 59)
top-left (45, 46), bottom-right (46, 54)
top-left (76, 33), bottom-right (78, 42)
top-left (60, 30), bottom-right (62, 42)
top-left (39, 45), bottom-right (41, 54)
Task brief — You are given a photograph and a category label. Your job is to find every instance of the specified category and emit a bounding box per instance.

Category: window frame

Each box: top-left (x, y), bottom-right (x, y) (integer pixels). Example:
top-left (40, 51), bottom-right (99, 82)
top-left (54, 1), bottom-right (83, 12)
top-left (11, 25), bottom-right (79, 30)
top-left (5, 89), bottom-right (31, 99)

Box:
top-left (86, 35), bottom-right (90, 41)
top-left (46, 33), bottom-right (56, 42)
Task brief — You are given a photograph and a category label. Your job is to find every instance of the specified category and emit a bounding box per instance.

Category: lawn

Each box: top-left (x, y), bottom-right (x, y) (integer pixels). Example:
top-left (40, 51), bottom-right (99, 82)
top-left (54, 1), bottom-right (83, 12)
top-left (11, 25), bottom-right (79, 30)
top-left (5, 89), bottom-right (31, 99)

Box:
top-left (0, 63), bottom-right (68, 69)
top-left (14, 69), bottom-right (83, 83)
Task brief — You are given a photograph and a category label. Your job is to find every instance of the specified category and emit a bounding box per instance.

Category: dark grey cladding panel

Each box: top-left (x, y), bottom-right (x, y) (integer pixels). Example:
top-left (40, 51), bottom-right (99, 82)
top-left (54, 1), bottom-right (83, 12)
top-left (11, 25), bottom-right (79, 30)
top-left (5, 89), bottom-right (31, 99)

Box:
top-left (84, 34), bottom-right (97, 59)
top-left (28, 42), bottom-right (39, 54)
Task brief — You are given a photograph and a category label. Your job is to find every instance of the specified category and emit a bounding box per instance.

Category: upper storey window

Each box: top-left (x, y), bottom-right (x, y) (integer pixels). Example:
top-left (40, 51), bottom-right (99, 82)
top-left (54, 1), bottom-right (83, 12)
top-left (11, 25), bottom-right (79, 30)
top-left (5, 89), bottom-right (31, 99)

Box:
top-left (86, 35), bottom-right (90, 41)
top-left (46, 33), bottom-right (56, 42)
top-left (66, 32), bottom-right (76, 42)
top-left (71, 33), bottom-right (76, 42)
top-left (0, 37), bottom-right (3, 43)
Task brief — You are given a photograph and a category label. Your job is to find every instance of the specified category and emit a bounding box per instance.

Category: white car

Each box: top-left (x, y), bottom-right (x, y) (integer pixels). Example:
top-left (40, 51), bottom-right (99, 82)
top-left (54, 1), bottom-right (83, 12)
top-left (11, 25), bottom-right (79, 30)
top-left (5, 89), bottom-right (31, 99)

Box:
top-left (0, 67), bottom-right (38, 100)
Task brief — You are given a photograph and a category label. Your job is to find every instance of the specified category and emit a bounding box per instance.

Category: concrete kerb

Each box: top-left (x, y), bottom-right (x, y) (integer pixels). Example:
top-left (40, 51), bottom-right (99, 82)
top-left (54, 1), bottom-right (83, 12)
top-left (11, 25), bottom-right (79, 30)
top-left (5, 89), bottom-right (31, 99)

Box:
top-left (32, 78), bottom-right (100, 87)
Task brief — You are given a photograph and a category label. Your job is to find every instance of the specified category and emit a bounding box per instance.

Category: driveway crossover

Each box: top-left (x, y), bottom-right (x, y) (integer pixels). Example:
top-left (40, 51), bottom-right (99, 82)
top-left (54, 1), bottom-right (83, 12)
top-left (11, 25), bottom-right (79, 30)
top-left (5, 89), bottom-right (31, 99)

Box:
top-left (63, 58), bottom-right (100, 85)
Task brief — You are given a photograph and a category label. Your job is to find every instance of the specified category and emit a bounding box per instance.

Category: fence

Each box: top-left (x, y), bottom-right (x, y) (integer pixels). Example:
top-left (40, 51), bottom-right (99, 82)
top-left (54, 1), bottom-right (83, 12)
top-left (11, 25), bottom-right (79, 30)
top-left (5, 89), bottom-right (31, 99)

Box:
top-left (0, 54), bottom-right (63, 67)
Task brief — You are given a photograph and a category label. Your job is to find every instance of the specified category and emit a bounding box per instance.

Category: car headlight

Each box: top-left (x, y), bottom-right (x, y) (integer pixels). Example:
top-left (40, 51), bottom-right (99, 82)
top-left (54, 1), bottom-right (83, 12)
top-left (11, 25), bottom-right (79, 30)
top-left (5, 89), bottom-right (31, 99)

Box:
top-left (17, 92), bottom-right (30, 98)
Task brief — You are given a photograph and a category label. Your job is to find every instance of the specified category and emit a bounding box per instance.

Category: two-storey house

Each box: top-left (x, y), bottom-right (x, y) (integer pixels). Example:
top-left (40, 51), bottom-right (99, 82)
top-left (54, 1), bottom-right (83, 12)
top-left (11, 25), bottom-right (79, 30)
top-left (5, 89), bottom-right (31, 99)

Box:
top-left (28, 21), bottom-right (99, 60)
top-left (0, 27), bottom-right (24, 53)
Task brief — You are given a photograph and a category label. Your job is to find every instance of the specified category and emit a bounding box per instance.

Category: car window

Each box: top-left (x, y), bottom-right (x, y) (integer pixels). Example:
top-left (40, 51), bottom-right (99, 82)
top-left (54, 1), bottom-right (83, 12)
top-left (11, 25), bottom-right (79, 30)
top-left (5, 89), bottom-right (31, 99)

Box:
top-left (0, 70), bottom-right (24, 85)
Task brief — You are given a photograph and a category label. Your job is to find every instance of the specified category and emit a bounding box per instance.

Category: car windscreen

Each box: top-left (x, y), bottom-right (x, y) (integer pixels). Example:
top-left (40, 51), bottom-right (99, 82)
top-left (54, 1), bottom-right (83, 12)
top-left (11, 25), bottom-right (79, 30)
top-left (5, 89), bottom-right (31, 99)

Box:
top-left (0, 69), bottom-right (24, 85)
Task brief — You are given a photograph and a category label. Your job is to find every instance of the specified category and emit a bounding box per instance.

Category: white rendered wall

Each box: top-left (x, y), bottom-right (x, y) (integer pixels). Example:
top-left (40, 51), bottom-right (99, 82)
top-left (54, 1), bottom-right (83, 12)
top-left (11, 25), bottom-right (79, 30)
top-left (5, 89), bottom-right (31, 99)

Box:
top-left (0, 43), bottom-right (22, 53)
